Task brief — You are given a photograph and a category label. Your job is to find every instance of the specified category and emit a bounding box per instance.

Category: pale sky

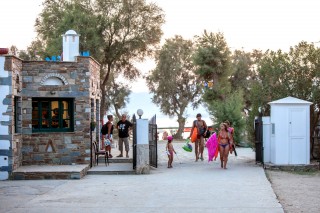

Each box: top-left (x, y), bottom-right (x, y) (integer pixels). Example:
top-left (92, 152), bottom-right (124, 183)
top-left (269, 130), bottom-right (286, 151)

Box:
top-left (1, 0), bottom-right (320, 54)
top-left (2, 0), bottom-right (320, 64)
top-left (1, 0), bottom-right (320, 127)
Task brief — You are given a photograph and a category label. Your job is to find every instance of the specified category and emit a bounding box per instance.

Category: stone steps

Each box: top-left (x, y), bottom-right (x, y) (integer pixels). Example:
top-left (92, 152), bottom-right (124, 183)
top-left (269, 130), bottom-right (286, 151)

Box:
top-left (89, 156), bottom-right (135, 175)
top-left (11, 157), bottom-right (135, 179)
top-left (12, 165), bottom-right (90, 180)
top-left (87, 163), bottom-right (135, 175)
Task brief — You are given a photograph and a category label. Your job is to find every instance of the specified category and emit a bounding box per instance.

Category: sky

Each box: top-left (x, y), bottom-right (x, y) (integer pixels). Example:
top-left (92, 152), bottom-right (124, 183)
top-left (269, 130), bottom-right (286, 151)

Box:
top-left (1, 0), bottom-right (320, 127)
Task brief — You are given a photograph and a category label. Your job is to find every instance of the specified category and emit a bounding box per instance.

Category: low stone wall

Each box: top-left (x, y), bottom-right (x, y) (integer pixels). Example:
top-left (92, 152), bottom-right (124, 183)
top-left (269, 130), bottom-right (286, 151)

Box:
top-left (264, 161), bottom-right (319, 172)
top-left (12, 164), bottom-right (90, 180)
top-left (22, 133), bottom-right (91, 165)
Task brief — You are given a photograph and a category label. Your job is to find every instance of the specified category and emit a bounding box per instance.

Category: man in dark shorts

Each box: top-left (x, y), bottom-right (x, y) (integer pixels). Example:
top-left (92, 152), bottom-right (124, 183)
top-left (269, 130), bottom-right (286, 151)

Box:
top-left (189, 113), bottom-right (208, 161)
top-left (116, 114), bottom-right (133, 158)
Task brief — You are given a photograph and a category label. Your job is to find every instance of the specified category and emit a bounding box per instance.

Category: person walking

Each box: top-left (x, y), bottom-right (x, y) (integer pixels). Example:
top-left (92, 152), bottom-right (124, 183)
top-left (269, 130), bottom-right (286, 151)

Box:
top-left (101, 115), bottom-right (114, 158)
top-left (189, 113), bottom-right (208, 162)
top-left (218, 123), bottom-right (233, 169)
top-left (166, 136), bottom-right (176, 168)
top-left (225, 120), bottom-right (236, 155)
top-left (116, 114), bottom-right (133, 158)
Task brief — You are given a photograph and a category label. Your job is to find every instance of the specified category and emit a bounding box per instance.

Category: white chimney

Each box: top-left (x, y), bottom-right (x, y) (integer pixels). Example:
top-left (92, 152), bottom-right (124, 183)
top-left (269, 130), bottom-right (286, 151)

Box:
top-left (62, 30), bottom-right (80, 62)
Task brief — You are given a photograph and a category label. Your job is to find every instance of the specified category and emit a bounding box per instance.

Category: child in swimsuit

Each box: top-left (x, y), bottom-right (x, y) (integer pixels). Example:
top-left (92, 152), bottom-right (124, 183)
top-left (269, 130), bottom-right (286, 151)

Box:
top-left (166, 136), bottom-right (176, 168)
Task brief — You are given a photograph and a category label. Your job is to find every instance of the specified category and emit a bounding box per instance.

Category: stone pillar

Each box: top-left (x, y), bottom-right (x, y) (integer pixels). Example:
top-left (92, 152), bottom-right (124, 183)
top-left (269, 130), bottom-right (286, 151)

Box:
top-left (135, 119), bottom-right (150, 174)
top-left (0, 56), bottom-right (10, 180)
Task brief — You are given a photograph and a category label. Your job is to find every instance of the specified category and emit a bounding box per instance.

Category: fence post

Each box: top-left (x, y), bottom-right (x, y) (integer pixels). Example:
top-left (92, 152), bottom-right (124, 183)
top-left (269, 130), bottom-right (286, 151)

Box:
top-left (135, 119), bottom-right (150, 174)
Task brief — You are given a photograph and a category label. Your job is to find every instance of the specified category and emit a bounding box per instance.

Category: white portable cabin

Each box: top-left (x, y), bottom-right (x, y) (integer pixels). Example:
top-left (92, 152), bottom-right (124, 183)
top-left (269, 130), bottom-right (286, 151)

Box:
top-left (268, 96), bottom-right (312, 165)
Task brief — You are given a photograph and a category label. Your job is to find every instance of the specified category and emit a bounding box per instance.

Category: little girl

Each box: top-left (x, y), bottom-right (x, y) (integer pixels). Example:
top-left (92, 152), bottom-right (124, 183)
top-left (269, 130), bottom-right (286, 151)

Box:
top-left (166, 136), bottom-right (176, 168)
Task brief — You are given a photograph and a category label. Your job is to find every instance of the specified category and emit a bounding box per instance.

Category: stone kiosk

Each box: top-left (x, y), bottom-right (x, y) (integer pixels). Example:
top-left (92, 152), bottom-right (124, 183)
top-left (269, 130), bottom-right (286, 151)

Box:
top-left (0, 30), bottom-right (101, 180)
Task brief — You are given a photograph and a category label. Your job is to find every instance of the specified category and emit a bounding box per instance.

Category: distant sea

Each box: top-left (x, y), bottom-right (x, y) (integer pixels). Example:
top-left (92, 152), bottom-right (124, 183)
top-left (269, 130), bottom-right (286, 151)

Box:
top-left (123, 92), bottom-right (212, 128)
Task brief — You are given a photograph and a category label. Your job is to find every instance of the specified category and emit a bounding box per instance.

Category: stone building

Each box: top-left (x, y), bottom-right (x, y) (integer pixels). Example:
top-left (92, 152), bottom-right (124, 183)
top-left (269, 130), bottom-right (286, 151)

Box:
top-left (0, 30), bottom-right (101, 180)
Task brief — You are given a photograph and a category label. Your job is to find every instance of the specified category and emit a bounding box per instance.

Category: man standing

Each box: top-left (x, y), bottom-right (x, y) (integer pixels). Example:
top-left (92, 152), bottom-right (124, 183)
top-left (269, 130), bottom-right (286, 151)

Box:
top-left (117, 114), bottom-right (133, 158)
top-left (189, 113), bottom-right (208, 162)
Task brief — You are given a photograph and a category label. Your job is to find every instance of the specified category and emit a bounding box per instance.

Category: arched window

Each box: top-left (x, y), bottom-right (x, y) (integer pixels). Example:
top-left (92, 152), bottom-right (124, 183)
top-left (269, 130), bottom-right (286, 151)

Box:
top-left (42, 77), bottom-right (64, 86)
top-left (40, 73), bottom-right (68, 86)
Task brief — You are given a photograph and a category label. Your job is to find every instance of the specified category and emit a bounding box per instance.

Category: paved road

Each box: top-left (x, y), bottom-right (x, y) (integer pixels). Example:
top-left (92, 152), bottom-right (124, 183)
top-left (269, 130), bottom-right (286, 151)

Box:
top-left (0, 141), bottom-right (283, 213)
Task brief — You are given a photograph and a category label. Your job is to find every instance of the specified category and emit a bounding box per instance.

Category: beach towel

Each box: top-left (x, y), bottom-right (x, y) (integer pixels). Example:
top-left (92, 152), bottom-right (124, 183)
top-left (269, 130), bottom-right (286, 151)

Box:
top-left (206, 132), bottom-right (218, 162)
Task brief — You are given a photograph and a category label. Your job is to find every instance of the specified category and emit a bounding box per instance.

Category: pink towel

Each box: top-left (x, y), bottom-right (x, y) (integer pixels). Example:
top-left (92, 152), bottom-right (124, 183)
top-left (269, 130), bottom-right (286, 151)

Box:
top-left (206, 132), bottom-right (218, 162)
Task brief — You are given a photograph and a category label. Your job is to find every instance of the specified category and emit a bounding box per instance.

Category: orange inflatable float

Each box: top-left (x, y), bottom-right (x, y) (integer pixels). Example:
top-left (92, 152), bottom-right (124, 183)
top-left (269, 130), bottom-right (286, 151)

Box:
top-left (190, 127), bottom-right (198, 143)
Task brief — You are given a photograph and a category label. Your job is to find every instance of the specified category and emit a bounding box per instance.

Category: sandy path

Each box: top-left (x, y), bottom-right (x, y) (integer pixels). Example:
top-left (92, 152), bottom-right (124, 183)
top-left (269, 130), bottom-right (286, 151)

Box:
top-left (266, 170), bottom-right (320, 213)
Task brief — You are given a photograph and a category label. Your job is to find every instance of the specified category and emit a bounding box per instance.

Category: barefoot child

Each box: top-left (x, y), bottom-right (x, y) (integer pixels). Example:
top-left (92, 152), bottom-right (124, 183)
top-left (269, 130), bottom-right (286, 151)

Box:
top-left (166, 136), bottom-right (176, 168)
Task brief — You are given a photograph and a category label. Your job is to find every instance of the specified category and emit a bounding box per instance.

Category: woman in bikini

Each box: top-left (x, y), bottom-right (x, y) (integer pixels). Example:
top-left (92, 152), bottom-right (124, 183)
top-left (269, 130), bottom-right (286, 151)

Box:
top-left (218, 123), bottom-right (233, 169)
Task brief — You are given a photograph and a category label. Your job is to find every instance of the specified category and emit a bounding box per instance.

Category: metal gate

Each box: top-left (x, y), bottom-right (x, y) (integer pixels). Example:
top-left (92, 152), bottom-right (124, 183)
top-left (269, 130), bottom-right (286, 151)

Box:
top-left (255, 116), bottom-right (263, 164)
top-left (149, 115), bottom-right (158, 168)
top-left (132, 114), bottom-right (137, 170)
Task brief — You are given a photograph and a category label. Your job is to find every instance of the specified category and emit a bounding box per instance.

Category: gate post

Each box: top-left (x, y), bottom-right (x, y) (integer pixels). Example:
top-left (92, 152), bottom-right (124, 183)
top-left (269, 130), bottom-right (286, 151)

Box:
top-left (135, 119), bottom-right (150, 174)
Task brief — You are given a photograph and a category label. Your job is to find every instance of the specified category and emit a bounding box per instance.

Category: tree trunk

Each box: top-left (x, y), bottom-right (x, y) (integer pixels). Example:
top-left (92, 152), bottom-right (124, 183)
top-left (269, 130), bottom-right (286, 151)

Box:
top-left (175, 116), bottom-right (186, 139)
top-left (310, 104), bottom-right (320, 159)
top-left (100, 64), bottom-right (111, 123)
top-left (115, 105), bottom-right (121, 120)
top-left (100, 86), bottom-right (106, 123)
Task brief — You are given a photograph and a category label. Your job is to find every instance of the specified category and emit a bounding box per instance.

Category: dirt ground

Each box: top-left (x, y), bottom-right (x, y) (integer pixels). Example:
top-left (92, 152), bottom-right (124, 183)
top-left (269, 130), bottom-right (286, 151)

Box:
top-left (266, 169), bottom-right (320, 213)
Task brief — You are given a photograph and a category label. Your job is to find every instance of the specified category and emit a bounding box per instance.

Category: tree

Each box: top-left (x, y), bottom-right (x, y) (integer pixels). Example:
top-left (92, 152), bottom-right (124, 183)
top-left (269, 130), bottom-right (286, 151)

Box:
top-left (254, 42), bottom-right (320, 113)
top-left (35, 0), bottom-right (102, 60)
top-left (104, 75), bottom-right (132, 120)
top-left (33, 0), bottom-right (165, 120)
top-left (193, 31), bottom-right (233, 102)
top-left (208, 91), bottom-right (246, 144)
top-left (146, 35), bottom-right (202, 139)
top-left (19, 40), bottom-right (45, 61)
top-left (193, 31), bottom-right (246, 143)
top-left (249, 42), bottom-right (320, 146)
top-left (230, 49), bottom-right (262, 111)
top-left (9, 45), bottom-right (18, 56)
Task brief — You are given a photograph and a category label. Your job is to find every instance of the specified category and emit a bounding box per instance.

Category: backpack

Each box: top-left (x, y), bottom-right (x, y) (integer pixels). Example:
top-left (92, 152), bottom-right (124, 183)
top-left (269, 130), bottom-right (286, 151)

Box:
top-left (101, 123), bottom-right (108, 135)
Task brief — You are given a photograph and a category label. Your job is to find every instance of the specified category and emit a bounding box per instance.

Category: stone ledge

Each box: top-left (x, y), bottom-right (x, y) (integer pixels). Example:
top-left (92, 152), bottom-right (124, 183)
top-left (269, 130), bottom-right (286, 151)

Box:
top-left (264, 161), bottom-right (319, 172)
top-left (88, 163), bottom-right (134, 175)
top-left (12, 164), bottom-right (90, 180)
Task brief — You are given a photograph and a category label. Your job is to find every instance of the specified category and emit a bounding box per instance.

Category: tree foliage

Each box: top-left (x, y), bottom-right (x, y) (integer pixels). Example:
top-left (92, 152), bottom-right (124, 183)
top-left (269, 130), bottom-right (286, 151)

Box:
top-left (19, 40), bottom-right (46, 61)
top-left (193, 31), bottom-right (232, 102)
top-left (33, 0), bottom-right (165, 119)
top-left (247, 42), bottom-right (320, 146)
top-left (253, 42), bottom-right (320, 113)
top-left (193, 31), bottom-right (246, 143)
top-left (208, 91), bottom-right (246, 144)
top-left (146, 35), bottom-right (202, 138)
top-left (230, 49), bottom-right (262, 110)
top-left (104, 75), bottom-right (132, 120)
